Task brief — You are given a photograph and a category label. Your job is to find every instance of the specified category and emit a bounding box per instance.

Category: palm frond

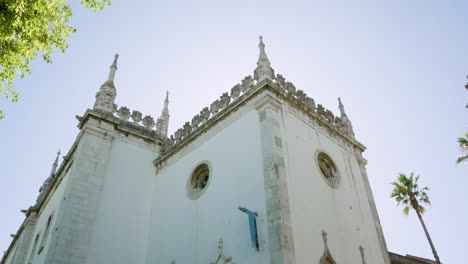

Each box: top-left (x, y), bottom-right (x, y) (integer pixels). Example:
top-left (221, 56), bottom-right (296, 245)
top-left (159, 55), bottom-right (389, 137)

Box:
top-left (457, 133), bottom-right (468, 164)
top-left (391, 172), bottom-right (432, 216)
top-left (419, 206), bottom-right (426, 214)
top-left (457, 154), bottom-right (468, 164)
top-left (403, 206), bottom-right (410, 215)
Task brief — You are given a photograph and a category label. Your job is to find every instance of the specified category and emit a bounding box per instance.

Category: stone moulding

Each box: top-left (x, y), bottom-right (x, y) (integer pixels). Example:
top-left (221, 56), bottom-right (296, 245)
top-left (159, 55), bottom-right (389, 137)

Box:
top-left (153, 75), bottom-right (365, 172)
top-left (77, 109), bottom-right (166, 145)
top-left (2, 109), bottom-right (164, 264)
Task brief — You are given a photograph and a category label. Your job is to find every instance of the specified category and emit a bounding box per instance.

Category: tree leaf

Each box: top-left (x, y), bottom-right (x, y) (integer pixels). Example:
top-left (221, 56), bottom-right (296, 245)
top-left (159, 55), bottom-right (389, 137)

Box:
top-left (0, 0), bottom-right (111, 119)
top-left (403, 206), bottom-right (410, 215)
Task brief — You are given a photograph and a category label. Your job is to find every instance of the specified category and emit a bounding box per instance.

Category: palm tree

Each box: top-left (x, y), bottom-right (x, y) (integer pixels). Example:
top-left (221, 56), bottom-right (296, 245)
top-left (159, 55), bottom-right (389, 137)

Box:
top-left (457, 132), bottom-right (468, 164)
top-left (390, 173), bottom-right (441, 264)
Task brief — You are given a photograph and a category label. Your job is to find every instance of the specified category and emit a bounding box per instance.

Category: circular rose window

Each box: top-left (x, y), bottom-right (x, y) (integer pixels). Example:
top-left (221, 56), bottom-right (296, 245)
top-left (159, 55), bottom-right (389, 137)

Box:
top-left (187, 163), bottom-right (211, 199)
top-left (317, 152), bottom-right (340, 188)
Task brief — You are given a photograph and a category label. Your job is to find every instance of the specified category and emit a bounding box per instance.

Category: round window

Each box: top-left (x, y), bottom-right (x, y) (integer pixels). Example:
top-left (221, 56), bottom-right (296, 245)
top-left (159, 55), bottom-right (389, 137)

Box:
top-left (317, 152), bottom-right (340, 188)
top-left (187, 163), bottom-right (211, 199)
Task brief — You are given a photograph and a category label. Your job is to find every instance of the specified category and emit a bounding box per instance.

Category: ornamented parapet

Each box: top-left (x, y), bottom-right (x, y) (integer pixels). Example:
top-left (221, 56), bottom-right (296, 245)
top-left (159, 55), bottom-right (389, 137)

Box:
top-left (158, 73), bottom-right (356, 157)
top-left (110, 105), bottom-right (164, 136)
top-left (160, 74), bottom-right (256, 153)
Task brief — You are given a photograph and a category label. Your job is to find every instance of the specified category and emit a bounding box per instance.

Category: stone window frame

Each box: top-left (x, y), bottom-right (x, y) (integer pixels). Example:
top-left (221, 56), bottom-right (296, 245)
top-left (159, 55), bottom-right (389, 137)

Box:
top-left (186, 161), bottom-right (212, 200)
top-left (315, 150), bottom-right (341, 189)
top-left (27, 230), bottom-right (41, 264)
top-left (38, 210), bottom-right (54, 254)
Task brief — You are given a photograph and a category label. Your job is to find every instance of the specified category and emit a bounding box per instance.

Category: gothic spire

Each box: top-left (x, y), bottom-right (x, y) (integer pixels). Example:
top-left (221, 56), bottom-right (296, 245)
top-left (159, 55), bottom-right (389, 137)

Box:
top-left (254, 36), bottom-right (275, 82)
top-left (49, 149), bottom-right (61, 178)
top-left (156, 91), bottom-right (170, 137)
top-left (37, 150), bottom-right (61, 204)
top-left (93, 54), bottom-right (119, 113)
top-left (163, 90), bottom-right (169, 116)
top-left (337, 98), bottom-right (355, 137)
top-left (338, 97), bottom-right (347, 117)
top-left (108, 53), bottom-right (119, 81)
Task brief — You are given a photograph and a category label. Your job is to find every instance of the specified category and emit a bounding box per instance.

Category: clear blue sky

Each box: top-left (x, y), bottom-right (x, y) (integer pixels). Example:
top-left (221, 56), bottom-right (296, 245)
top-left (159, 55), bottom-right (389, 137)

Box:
top-left (1, 1), bottom-right (467, 262)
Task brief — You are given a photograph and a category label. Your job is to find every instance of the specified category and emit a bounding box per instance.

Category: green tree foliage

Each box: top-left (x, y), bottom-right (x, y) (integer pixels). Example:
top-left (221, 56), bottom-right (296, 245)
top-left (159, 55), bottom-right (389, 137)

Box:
top-left (457, 132), bottom-right (468, 164)
top-left (458, 83), bottom-right (468, 164)
top-left (390, 173), bottom-right (441, 264)
top-left (0, 0), bottom-right (111, 119)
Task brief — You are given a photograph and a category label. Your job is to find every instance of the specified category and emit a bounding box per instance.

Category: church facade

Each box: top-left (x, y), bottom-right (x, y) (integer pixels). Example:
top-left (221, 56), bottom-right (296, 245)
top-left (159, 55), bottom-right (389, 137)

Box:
top-left (2, 37), bottom-right (416, 264)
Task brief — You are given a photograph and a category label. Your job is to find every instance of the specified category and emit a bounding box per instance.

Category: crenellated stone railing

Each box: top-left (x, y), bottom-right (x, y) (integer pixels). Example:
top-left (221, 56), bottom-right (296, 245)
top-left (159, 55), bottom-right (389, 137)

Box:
top-left (158, 73), bottom-right (355, 156)
top-left (108, 105), bottom-right (166, 137)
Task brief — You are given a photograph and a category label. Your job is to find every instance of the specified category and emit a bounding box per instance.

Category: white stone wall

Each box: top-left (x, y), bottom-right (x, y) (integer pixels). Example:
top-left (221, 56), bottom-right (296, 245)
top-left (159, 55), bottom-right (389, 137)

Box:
top-left (3, 213), bottom-right (36, 264)
top-left (5, 88), bottom-right (390, 264)
top-left (44, 126), bottom-right (115, 264)
top-left (8, 116), bottom-right (161, 264)
top-left (85, 135), bottom-right (157, 264)
top-left (281, 106), bottom-right (387, 264)
top-left (24, 171), bottom-right (70, 264)
top-left (146, 109), bottom-right (271, 264)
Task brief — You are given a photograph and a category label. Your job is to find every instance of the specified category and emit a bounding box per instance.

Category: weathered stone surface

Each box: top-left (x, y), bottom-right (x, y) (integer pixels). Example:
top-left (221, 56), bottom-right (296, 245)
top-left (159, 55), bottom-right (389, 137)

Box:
top-left (117, 106), bottom-right (130, 120)
top-left (131, 111), bottom-right (142, 123)
top-left (210, 100), bottom-right (221, 115)
top-left (142, 115), bottom-right (155, 129)
top-left (230, 84), bottom-right (241, 100)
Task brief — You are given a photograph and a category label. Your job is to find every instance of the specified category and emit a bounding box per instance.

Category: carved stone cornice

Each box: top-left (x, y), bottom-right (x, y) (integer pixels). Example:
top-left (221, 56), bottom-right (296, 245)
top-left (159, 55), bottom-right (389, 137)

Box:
top-left (77, 109), bottom-right (166, 145)
top-left (154, 75), bottom-right (366, 172)
top-left (0, 209), bottom-right (38, 264)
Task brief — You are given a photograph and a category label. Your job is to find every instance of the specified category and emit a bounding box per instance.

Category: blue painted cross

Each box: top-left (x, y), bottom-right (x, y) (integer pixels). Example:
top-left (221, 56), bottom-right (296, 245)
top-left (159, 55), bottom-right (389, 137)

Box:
top-left (238, 207), bottom-right (259, 251)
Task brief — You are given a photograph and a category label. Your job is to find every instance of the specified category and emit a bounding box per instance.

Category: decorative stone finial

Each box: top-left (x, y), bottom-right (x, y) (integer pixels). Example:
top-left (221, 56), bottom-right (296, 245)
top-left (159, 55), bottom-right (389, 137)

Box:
top-left (94, 54), bottom-right (119, 113)
top-left (320, 230), bottom-right (336, 264)
top-left (254, 36), bottom-right (275, 82)
top-left (49, 149), bottom-right (61, 178)
top-left (322, 230), bottom-right (328, 249)
top-left (337, 98), bottom-right (355, 137)
top-left (36, 150), bottom-right (61, 205)
top-left (108, 53), bottom-right (119, 81)
top-left (359, 246), bottom-right (366, 264)
top-left (157, 91), bottom-right (170, 137)
top-left (211, 239), bottom-right (232, 264)
top-left (338, 98), bottom-right (345, 116)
